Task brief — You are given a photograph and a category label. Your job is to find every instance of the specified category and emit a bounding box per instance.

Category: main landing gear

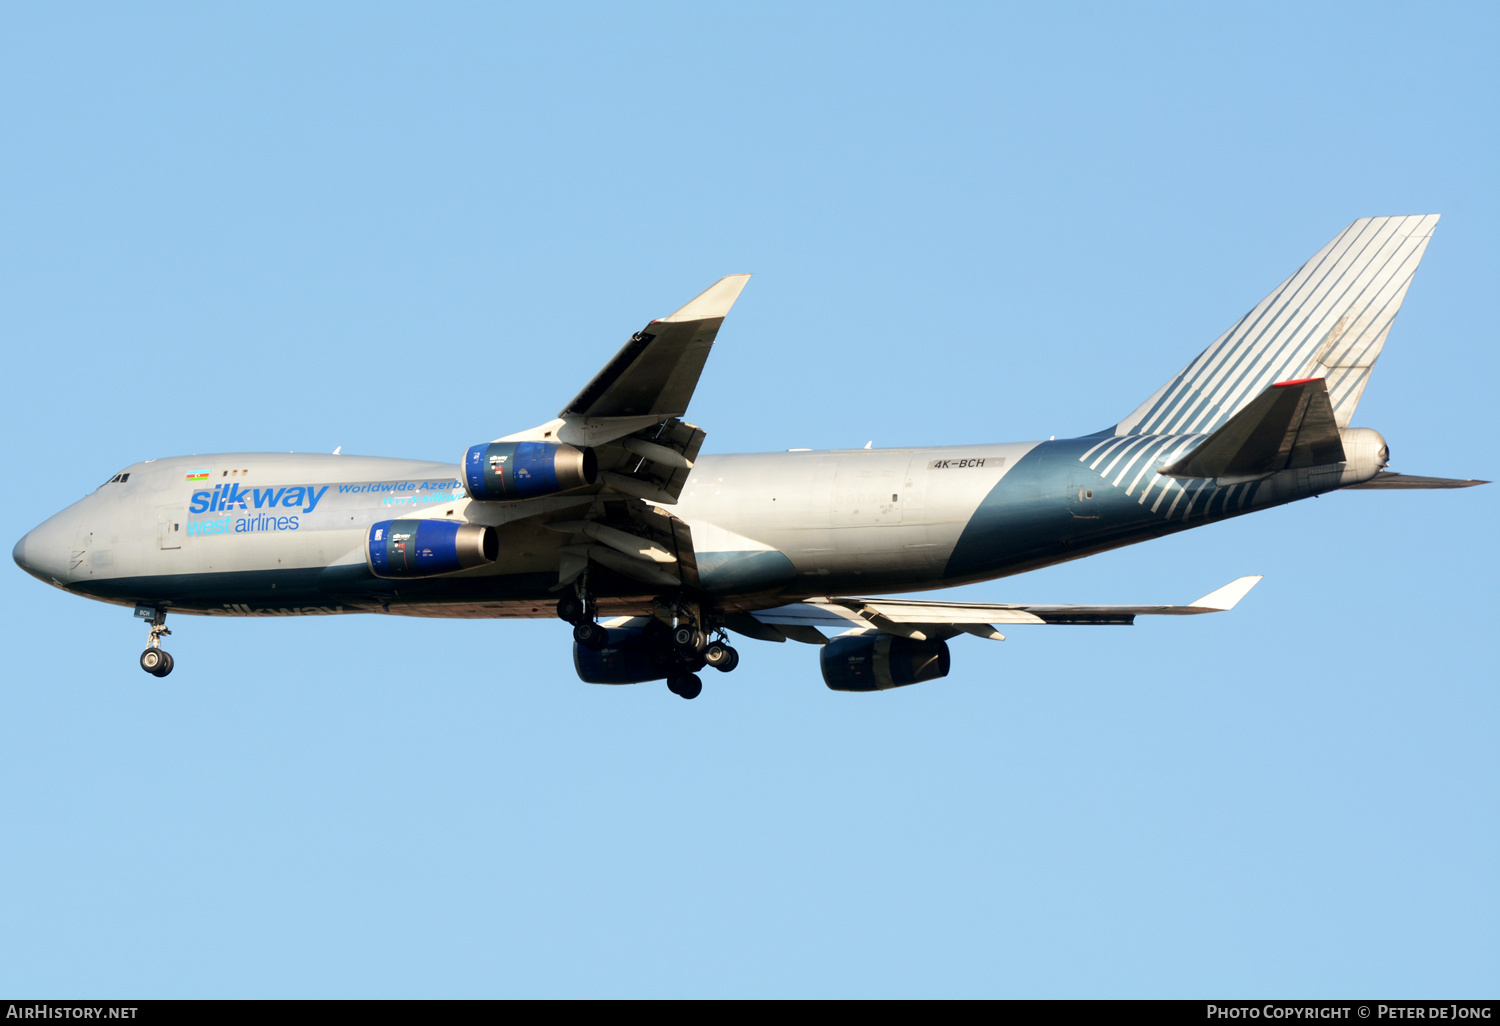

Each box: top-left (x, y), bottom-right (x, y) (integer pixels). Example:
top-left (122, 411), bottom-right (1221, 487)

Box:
top-left (557, 589), bottom-right (608, 652)
top-left (560, 582), bottom-right (742, 701)
top-left (134, 605), bottom-right (174, 677)
top-left (661, 602), bottom-right (739, 700)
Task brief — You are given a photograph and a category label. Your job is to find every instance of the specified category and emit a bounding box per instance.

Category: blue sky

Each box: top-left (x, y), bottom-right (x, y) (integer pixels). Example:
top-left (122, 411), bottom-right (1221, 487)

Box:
top-left (1, 3), bottom-right (1495, 997)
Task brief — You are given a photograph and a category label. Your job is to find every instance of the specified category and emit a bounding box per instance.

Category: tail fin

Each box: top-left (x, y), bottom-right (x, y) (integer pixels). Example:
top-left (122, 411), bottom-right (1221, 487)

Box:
top-left (1115, 215), bottom-right (1439, 437)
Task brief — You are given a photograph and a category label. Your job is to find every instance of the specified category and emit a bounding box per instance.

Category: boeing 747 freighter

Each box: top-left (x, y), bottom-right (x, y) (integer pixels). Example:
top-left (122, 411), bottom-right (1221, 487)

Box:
top-left (14, 216), bottom-right (1484, 698)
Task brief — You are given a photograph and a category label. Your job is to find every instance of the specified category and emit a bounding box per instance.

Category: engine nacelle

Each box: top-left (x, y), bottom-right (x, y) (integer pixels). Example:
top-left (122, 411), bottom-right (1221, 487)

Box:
top-left (820, 633), bottom-right (951, 692)
top-left (573, 626), bottom-right (676, 684)
top-left (367, 519), bottom-right (498, 578)
top-left (463, 441), bottom-right (596, 501)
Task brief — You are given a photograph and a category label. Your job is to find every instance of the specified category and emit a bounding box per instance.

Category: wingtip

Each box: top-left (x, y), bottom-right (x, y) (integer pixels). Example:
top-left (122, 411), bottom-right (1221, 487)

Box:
top-left (659, 273), bottom-right (752, 323)
top-left (1191, 575), bottom-right (1263, 611)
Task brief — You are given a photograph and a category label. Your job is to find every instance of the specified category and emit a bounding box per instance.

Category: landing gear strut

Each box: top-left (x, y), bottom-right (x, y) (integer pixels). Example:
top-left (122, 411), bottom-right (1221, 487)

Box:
top-left (558, 577), bottom-right (607, 651)
top-left (134, 605), bottom-right (174, 677)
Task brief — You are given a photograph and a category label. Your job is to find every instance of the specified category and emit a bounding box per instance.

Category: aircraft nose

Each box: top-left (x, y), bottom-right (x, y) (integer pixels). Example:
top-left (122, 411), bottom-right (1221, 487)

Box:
top-left (13, 514), bottom-right (75, 585)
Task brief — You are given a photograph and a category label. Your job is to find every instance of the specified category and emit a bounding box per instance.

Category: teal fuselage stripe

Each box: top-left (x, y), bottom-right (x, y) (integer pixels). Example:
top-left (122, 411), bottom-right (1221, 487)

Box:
top-left (942, 439), bottom-right (1267, 584)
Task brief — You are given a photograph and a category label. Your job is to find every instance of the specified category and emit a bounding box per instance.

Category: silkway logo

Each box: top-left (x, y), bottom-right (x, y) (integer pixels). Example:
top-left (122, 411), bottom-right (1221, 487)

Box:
top-left (189, 483), bottom-right (329, 515)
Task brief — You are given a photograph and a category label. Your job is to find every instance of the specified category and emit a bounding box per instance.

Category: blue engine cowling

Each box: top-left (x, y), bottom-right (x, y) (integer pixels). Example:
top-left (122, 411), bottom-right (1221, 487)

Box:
top-left (463, 441), bottom-right (596, 501)
top-left (574, 625), bottom-right (676, 684)
top-left (367, 519), bottom-right (498, 578)
top-left (820, 633), bottom-right (951, 692)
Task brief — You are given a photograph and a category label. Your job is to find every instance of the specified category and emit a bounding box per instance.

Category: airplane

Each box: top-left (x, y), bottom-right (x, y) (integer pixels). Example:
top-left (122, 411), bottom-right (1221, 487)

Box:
top-left (12, 215), bottom-right (1486, 699)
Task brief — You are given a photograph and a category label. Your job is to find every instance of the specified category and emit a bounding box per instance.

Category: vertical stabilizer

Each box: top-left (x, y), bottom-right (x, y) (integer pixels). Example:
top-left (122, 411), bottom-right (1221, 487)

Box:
top-left (1115, 216), bottom-right (1439, 436)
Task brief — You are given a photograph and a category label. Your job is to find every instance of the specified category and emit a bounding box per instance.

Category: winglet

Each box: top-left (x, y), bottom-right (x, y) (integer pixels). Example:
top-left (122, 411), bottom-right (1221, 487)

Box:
top-left (659, 273), bottom-right (751, 323)
top-left (1190, 575), bottom-right (1262, 611)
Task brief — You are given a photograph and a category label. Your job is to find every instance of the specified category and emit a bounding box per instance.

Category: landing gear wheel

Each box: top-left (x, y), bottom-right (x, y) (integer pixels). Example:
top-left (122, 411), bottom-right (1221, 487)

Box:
top-left (672, 625), bottom-right (706, 652)
top-left (556, 595), bottom-right (584, 624)
top-left (704, 642), bottom-right (739, 672)
top-left (572, 621), bottom-right (608, 651)
top-left (140, 648), bottom-right (171, 676)
top-left (667, 673), bottom-right (702, 700)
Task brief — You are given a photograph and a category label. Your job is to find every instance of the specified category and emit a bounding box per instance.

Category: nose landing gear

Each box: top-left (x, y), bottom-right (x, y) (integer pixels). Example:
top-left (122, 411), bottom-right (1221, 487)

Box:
top-left (134, 604), bottom-right (174, 677)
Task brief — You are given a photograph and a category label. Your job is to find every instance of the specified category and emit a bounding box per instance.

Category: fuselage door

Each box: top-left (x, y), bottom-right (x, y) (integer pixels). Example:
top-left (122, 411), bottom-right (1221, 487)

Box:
top-left (1067, 477), bottom-right (1100, 519)
top-left (158, 506), bottom-right (185, 550)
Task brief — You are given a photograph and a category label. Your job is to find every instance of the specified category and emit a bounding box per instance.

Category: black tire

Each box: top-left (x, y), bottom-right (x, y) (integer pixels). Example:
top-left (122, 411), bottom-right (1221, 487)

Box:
top-left (140, 649), bottom-right (165, 675)
top-left (556, 596), bottom-right (584, 624)
top-left (707, 643), bottom-right (739, 673)
top-left (672, 625), bottom-right (696, 648)
top-left (677, 673), bottom-right (702, 700)
top-left (157, 651), bottom-right (175, 677)
top-left (573, 621), bottom-right (607, 650)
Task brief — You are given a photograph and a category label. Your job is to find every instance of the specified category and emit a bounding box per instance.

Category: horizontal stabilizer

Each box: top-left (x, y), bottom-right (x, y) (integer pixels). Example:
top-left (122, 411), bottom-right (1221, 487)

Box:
top-left (1160, 378), bottom-right (1343, 480)
top-left (1343, 472), bottom-right (1489, 489)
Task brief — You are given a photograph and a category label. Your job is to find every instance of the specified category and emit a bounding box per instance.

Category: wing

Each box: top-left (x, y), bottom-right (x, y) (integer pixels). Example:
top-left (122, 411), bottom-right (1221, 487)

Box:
top-left (562, 274), bottom-right (751, 420)
top-left (464, 276), bottom-right (751, 596)
top-left (736, 576), bottom-right (1263, 644)
top-left (494, 274), bottom-right (750, 506)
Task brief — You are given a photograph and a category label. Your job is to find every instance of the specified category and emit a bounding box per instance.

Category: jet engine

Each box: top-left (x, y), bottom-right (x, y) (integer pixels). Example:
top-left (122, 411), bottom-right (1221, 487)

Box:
top-left (573, 625), bottom-right (675, 684)
top-left (367, 519), bottom-right (498, 578)
top-left (463, 441), bottom-right (596, 501)
top-left (820, 633), bottom-right (951, 692)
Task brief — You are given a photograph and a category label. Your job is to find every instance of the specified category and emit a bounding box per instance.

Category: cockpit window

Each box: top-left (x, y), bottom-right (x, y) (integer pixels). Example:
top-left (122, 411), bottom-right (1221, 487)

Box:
top-left (102, 472), bottom-right (130, 486)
